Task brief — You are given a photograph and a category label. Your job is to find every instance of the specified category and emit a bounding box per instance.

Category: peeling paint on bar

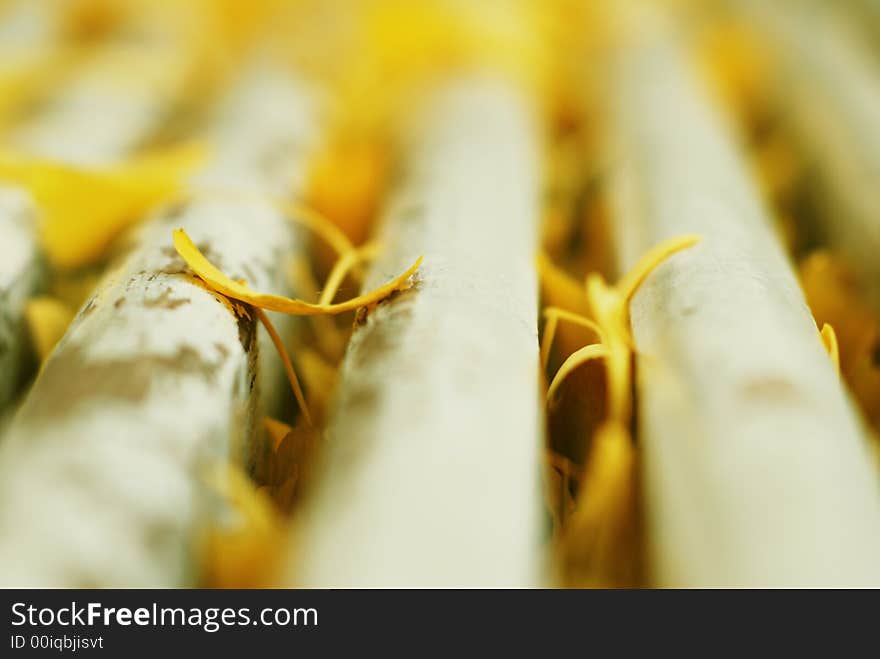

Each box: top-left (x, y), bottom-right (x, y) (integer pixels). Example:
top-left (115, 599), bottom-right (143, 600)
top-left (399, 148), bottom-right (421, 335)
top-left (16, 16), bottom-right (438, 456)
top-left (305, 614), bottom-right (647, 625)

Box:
top-left (0, 67), bottom-right (318, 586)
top-left (0, 8), bottom-right (204, 410)
top-left (288, 77), bottom-right (543, 587)
top-left (607, 33), bottom-right (880, 586)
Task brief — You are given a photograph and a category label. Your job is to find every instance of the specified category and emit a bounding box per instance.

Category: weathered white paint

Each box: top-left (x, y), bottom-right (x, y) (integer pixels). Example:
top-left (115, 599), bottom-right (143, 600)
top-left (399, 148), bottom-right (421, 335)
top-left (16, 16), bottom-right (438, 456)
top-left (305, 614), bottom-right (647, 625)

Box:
top-left (0, 7), bottom-right (204, 410)
top-left (289, 77), bottom-right (544, 587)
top-left (0, 68), bottom-right (318, 586)
top-left (607, 35), bottom-right (880, 586)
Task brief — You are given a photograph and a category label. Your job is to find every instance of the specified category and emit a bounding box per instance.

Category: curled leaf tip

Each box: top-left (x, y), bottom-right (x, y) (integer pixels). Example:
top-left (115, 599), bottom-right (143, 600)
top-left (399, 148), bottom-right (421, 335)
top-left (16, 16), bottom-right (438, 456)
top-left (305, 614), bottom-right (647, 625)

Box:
top-left (543, 234), bottom-right (700, 426)
top-left (616, 233), bottom-right (702, 303)
top-left (171, 220), bottom-right (421, 436)
top-left (546, 343), bottom-right (609, 404)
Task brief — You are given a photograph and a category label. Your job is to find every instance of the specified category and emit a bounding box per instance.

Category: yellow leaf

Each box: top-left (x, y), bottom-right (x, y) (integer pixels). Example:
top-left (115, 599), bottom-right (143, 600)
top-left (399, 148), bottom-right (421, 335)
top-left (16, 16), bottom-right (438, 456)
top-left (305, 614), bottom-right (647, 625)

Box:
top-left (173, 227), bottom-right (422, 316)
top-left (541, 306), bottom-right (605, 369)
top-left (547, 343), bottom-right (609, 404)
top-left (263, 417), bottom-right (294, 453)
top-left (538, 252), bottom-right (597, 368)
top-left (562, 421), bottom-right (639, 588)
top-left (542, 235), bottom-right (699, 425)
top-left (307, 140), bottom-right (388, 246)
top-left (23, 296), bottom-right (75, 362)
top-left (537, 251), bottom-right (590, 317)
top-left (318, 241), bottom-right (381, 306)
top-left (614, 233), bottom-right (701, 308)
top-left (296, 346), bottom-right (339, 421)
top-left (255, 308), bottom-right (311, 427)
top-left (543, 235), bottom-right (699, 587)
top-left (800, 251), bottom-right (880, 430)
top-left (201, 463), bottom-right (283, 589)
top-left (820, 323), bottom-right (840, 374)
top-left (0, 142), bottom-right (206, 268)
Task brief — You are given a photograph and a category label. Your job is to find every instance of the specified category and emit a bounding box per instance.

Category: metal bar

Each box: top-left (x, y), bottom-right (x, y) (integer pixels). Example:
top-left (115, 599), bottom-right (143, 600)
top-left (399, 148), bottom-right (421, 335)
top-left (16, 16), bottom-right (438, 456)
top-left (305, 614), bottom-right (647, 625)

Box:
top-left (287, 76), bottom-right (544, 587)
top-left (606, 26), bottom-right (880, 586)
top-left (0, 66), bottom-right (319, 586)
top-left (0, 4), bottom-right (206, 410)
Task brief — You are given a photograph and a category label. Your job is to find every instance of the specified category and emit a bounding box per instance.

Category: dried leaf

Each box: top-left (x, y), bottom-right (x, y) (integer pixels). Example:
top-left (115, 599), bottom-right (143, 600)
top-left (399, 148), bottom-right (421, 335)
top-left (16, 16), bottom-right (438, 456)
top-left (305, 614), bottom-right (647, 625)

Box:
top-left (173, 227), bottom-right (421, 316)
top-left (23, 296), bottom-right (75, 362)
top-left (0, 142), bottom-right (206, 268)
top-left (200, 464), bottom-right (283, 588)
